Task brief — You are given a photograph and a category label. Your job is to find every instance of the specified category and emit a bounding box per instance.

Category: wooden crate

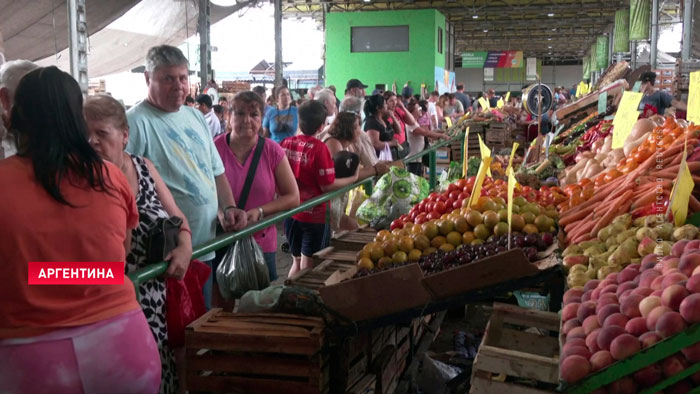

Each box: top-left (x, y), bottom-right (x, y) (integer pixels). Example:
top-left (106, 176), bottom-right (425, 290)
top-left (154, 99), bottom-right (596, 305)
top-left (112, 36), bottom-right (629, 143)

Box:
top-left (469, 303), bottom-right (560, 394)
top-left (331, 229), bottom-right (378, 252)
top-left (313, 246), bottom-right (359, 266)
top-left (286, 259), bottom-right (357, 292)
top-left (186, 309), bottom-right (329, 394)
top-left (346, 374), bottom-right (376, 394)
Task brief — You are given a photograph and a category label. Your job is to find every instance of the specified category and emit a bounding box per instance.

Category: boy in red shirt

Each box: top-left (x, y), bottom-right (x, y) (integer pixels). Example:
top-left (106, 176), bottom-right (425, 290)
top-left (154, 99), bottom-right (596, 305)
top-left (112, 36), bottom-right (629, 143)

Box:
top-left (282, 100), bottom-right (359, 277)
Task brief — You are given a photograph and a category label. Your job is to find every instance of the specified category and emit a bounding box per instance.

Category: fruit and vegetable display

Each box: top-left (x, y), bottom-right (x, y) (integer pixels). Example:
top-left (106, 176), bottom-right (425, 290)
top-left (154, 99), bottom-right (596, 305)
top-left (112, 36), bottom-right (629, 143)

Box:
top-left (559, 237), bottom-right (700, 391)
top-left (355, 193), bottom-right (558, 275)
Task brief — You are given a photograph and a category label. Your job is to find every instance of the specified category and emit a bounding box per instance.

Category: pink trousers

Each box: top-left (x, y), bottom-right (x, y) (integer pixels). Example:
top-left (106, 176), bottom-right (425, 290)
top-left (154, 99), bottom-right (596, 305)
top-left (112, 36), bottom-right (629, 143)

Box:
top-left (0, 309), bottom-right (161, 394)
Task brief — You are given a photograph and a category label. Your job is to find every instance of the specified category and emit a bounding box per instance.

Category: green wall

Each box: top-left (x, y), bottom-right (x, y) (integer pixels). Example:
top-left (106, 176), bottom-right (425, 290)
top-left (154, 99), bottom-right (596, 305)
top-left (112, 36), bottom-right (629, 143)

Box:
top-left (325, 9), bottom-right (446, 94)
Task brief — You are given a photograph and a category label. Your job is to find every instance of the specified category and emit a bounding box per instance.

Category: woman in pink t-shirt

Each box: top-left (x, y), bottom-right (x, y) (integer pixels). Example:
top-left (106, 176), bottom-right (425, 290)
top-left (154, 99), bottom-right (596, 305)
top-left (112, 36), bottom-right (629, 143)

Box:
top-left (214, 91), bottom-right (300, 280)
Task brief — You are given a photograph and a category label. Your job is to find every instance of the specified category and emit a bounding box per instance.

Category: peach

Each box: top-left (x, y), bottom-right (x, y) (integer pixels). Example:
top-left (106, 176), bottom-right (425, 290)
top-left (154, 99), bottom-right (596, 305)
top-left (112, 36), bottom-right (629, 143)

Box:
top-left (640, 331), bottom-right (662, 349)
top-left (600, 284), bottom-right (618, 295)
top-left (563, 338), bottom-right (586, 351)
top-left (589, 350), bottom-right (614, 372)
top-left (583, 315), bottom-right (601, 335)
top-left (662, 354), bottom-right (688, 377)
top-left (597, 325), bottom-right (625, 351)
top-left (577, 301), bottom-right (597, 322)
top-left (561, 345), bottom-right (591, 360)
top-left (661, 284), bottom-right (689, 311)
top-left (562, 303), bottom-right (580, 322)
top-left (679, 253), bottom-right (700, 277)
top-left (591, 287), bottom-right (602, 300)
top-left (655, 311), bottom-right (687, 338)
top-left (584, 279), bottom-right (600, 292)
top-left (620, 294), bottom-right (644, 318)
top-left (681, 341), bottom-right (700, 363)
top-left (617, 269), bottom-right (638, 284)
top-left (560, 355), bottom-right (591, 383)
top-left (633, 363), bottom-right (663, 388)
top-left (564, 288), bottom-right (585, 304)
top-left (665, 380), bottom-right (693, 394)
top-left (672, 241), bottom-right (689, 258)
top-left (662, 258), bottom-right (681, 274)
top-left (651, 276), bottom-right (664, 290)
top-left (662, 272), bottom-right (689, 288)
top-left (581, 291), bottom-right (592, 302)
top-left (641, 255), bottom-right (658, 271)
top-left (686, 274), bottom-right (700, 293)
top-left (597, 304), bottom-right (620, 325)
top-left (603, 313), bottom-right (629, 329)
top-left (631, 287), bottom-right (654, 297)
top-left (639, 296), bottom-right (662, 318)
top-left (567, 326), bottom-right (586, 341)
top-left (652, 289), bottom-right (663, 297)
top-left (586, 329), bottom-right (601, 353)
top-left (563, 319), bottom-right (581, 335)
top-left (616, 282), bottom-right (637, 297)
top-left (647, 306), bottom-right (673, 331)
top-left (694, 265), bottom-right (700, 276)
top-left (683, 239), bottom-right (700, 252)
top-left (625, 317), bottom-right (648, 336)
top-left (640, 271), bottom-right (661, 287)
top-left (680, 293), bottom-right (700, 323)
top-left (610, 334), bottom-right (641, 360)
top-left (606, 377), bottom-right (637, 394)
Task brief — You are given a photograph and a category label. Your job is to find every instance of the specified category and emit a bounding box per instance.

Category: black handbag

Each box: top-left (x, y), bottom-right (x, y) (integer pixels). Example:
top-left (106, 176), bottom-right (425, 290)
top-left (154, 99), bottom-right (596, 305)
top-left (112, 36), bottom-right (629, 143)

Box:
top-left (146, 216), bottom-right (184, 263)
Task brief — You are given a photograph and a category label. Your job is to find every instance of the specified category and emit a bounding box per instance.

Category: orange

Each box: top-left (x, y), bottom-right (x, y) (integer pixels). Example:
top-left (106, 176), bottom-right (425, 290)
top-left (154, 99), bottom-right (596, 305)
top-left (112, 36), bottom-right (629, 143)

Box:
top-left (474, 224), bottom-right (490, 240)
top-left (462, 231), bottom-right (475, 244)
top-left (357, 258), bottom-right (374, 270)
top-left (408, 249), bottom-right (422, 262)
top-left (453, 216), bottom-right (469, 233)
top-left (482, 211), bottom-right (499, 229)
top-left (431, 235), bottom-right (447, 248)
top-left (398, 236), bottom-right (414, 253)
top-left (439, 243), bottom-right (455, 252)
top-left (412, 234), bottom-right (430, 250)
top-left (446, 231), bottom-right (462, 247)
top-left (377, 257), bottom-right (393, 268)
top-left (511, 214), bottom-right (525, 231)
top-left (466, 210), bottom-right (483, 227)
top-left (437, 219), bottom-right (455, 235)
top-left (375, 230), bottom-right (391, 242)
top-left (383, 240), bottom-right (398, 257)
top-left (369, 245), bottom-right (384, 261)
top-left (392, 251), bottom-right (408, 264)
top-left (423, 247), bottom-right (437, 256)
top-left (422, 221), bottom-right (439, 239)
top-left (523, 223), bottom-right (539, 234)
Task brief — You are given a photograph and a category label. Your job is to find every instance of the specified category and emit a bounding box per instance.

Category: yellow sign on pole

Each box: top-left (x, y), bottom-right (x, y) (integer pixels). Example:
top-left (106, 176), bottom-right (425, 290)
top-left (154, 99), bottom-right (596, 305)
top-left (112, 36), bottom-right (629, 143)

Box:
top-left (478, 97), bottom-right (490, 110)
top-left (669, 139), bottom-right (695, 226)
top-left (507, 142), bottom-right (520, 173)
top-left (688, 71), bottom-right (700, 125)
top-left (468, 156), bottom-right (493, 208)
top-left (444, 117), bottom-right (453, 128)
top-left (505, 92), bottom-right (511, 103)
top-left (478, 134), bottom-right (492, 177)
top-left (462, 127), bottom-right (470, 178)
top-left (611, 91), bottom-right (644, 149)
top-left (497, 98), bottom-right (505, 108)
top-left (507, 167), bottom-right (516, 249)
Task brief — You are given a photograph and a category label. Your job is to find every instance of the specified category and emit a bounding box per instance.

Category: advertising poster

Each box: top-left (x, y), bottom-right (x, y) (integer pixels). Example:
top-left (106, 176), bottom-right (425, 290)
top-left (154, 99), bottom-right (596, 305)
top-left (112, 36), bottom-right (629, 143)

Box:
top-left (461, 51), bottom-right (523, 68)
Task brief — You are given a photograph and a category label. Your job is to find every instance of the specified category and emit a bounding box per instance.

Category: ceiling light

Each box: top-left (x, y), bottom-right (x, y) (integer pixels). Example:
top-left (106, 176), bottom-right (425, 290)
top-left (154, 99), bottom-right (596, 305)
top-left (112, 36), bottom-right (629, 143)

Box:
top-left (210, 0), bottom-right (238, 6)
top-left (472, 15), bottom-right (479, 19)
top-left (552, 28), bottom-right (556, 31)
top-left (363, 0), bottom-right (371, 2)
top-left (548, 38), bottom-right (552, 40)
top-left (548, 45), bottom-right (552, 48)
top-left (548, 13), bottom-right (555, 17)
top-left (483, 29), bottom-right (488, 33)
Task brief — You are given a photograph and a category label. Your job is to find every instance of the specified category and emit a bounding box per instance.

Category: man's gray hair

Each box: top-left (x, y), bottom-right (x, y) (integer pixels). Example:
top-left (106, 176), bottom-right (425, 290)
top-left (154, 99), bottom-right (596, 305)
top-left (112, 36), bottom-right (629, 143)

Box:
top-left (0, 60), bottom-right (39, 102)
top-left (145, 45), bottom-right (189, 74)
top-left (315, 88), bottom-right (335, 106)
top-left (339, 96), bottom-right (362, 114)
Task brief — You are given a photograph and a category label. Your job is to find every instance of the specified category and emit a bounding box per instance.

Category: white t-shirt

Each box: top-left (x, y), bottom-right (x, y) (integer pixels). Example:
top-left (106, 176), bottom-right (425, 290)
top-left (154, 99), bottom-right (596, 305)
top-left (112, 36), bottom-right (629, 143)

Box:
top-left (407, 124), bottom-right (424, 162)
top-left (427, 101), bottom-right (438, 129)
top-left (203, 109), bottom-right (222, 138)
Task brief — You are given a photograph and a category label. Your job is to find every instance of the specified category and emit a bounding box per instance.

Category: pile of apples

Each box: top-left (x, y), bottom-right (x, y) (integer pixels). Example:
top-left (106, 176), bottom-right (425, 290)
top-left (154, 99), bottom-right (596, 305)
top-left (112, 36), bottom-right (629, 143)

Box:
top-left (559, 238), bottom-right (700, 393)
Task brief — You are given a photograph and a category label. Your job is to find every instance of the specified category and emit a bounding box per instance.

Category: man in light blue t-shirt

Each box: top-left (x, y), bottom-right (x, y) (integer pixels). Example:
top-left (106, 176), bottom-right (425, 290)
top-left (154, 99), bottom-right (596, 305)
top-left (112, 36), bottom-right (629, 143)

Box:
top-left (126, 45), bottom-right (247, 309)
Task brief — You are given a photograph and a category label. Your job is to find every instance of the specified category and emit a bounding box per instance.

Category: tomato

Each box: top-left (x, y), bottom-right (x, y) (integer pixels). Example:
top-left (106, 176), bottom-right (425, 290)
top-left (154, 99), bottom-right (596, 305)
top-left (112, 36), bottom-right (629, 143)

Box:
top-left (445, 198), bottom-right (455, 210)
top-left (453, 199), bottom-right (463, 209)
top-left (390, 219), bottom-right (403, 231)
top-left (458, 191), bottom-right (469, 200)
top-left (448, 183), bottom-right (459, 192)
top-left (415, 213), bottom-right (428, 224)
top-left (426, 211), bottom-right (441, 220)
top-left (456, 179), bottom-right (467, 189)
top-left (409, 210), bottom-right (418, 221)
top-left (448, 190), bottom-right (460, 200)
top-left (434, 201), bottom-right (447, 214)
top-left (437, 195), bottom-right (448, 203)
top-left (604, 169), bottom-right (622, 183)
top-left (416, 201), bottom-right (426, 213)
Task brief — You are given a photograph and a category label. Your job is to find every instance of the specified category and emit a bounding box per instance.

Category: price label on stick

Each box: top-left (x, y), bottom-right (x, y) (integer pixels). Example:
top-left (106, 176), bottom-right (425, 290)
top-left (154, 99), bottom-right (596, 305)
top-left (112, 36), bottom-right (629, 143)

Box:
top-left (497, 98), bottom-right (505, 108)
top-left (505, 91), bottom-right (511, 103)
top-left (669, 142), bottom-right (695, 226)
top-left (468, 156), bottom-right (493, 208)
top-left (462, 127), bottom-right (470, 179)
top-left (507, 142), bottom-right (519, 173)
top-left (507, 167), bottom-right (516, 249)
top-left (444, 117), bottom-right (453, 128)
top-left (598, 91), bottom-right (608, 114)
top-left (687, 71), bottom-right (700, 125)
top-left (478, 97), bottom-right (490, 110)
top-left (611, 91), bottom-right (643, 149)
top-left (478, 134), bottom-right (492, 176)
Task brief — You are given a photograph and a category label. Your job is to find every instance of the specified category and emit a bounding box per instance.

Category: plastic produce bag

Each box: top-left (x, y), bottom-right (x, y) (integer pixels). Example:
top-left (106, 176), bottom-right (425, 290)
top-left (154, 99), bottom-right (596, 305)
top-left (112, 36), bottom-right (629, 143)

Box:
top-left (415, 353), bottom-right (462, 394)
top-left (378, 143), bottom-right (393, 161)
top-left (216, 237), bottom-right (270, 300)
top-left (166, 259), bottom-right (210, 347)
top-left (356, 166), bottom-right (428, 225)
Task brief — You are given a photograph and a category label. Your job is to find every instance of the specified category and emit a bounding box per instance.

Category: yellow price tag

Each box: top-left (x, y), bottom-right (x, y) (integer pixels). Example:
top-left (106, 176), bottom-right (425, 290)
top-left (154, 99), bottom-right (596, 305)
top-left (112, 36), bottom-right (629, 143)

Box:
top-left (507, 142), bottom-right (520, 172)
top-left (507, 167), bottom-right (516, 247)
top-left (459, 112), bottom-right (471, 123)
top-left (444, 117), bottom-right (453, 128)
top-left (505, 92), bottom-right (511, 103)
top-left (688, 71), bottom-right (700, 125)
top-left (478, 97), bottom-right (490, 110)
top-left (669, 141), bottom-right (694, 226)
top-left (612, 91), bottom-right (643, 149)
top-left (497, 98), bottom-right (505, 108)
top-left (462, 127), bottom-right (470, 178)
top-left (468, 156), bottom-right (493, 208)
top-left (478, 134), bottom-right (492, 177)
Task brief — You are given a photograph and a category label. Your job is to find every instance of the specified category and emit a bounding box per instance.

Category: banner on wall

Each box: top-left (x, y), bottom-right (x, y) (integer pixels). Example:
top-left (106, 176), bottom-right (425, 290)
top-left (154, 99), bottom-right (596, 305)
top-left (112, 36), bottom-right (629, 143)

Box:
top-left (435, 66), bottom-right (456, 94)
top-left (526, 57), bottom-right (537, 81)
top-left (596, 36), bottom-right (609, 70)
top-left (630, 0), bottom-right (651, 41)
top-left (614, 9), bottom-right (630, 52)
top-left (461, 51), bottom-right (523, 68)
top-left (484, 68), bottom-right (494, 82)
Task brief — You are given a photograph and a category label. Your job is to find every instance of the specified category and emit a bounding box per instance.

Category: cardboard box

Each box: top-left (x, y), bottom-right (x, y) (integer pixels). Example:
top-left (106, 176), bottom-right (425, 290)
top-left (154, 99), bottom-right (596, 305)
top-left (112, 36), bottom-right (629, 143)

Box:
top-left (319, 264), bottom-right (431, 322)
top-left (436, 147), bottom-right (450, 163)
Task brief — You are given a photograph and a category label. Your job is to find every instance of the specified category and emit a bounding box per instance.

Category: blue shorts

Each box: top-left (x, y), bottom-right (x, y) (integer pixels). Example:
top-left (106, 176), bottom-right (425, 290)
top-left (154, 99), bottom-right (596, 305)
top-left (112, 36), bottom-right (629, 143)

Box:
top-left (284, 218), bottom-right (330, 258)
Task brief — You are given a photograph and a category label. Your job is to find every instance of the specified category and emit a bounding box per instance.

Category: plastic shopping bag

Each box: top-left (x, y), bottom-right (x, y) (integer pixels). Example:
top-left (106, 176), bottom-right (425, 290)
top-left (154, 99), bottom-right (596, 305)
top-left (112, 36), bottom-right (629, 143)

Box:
top-left (378, 142), bottom-right (393, 161)
top-left (216, 236), bottom-right (270, 300)
top-left (166, 259), bottom-right (210, 348)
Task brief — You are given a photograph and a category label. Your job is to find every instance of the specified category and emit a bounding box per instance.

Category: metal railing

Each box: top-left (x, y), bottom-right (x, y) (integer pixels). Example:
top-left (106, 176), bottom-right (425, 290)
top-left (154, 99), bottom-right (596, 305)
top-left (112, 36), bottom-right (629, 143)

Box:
top-left (127, 133), bottom-right (462, 288)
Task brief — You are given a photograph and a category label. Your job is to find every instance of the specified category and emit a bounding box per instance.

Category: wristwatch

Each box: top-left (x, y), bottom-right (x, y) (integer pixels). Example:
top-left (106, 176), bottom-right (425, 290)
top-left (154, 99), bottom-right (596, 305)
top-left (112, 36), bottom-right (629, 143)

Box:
top-left (257, 206), bottom-right (264, 219)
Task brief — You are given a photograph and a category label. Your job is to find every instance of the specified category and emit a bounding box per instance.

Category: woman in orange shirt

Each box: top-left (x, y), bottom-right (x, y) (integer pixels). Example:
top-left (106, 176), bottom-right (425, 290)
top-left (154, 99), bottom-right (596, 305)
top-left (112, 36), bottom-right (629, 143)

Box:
top-left (0, 67), bottom-right (161, 394)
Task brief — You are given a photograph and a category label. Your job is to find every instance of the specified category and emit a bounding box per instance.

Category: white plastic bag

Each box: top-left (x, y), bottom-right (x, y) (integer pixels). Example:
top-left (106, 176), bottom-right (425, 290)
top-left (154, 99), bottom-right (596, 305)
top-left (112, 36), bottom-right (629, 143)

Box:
top-left (378, 142), bottom-right (392, 161)
top-left (216, 236), bottom-right (270, 300)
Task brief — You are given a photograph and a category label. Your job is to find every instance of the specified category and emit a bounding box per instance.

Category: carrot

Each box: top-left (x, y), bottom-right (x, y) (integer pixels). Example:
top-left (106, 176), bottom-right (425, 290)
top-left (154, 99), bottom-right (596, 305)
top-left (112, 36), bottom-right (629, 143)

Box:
top-left (567, 220), bottom-right (595, 241)
top-left (589, 190), bottom-right (634, 237)
top-left (690, 195), bottom-right (700, 213)
top-left (560, 205), bottom-right (595, 226)
top-left (670, 153), bottom-right (683, 166)
top-left (572, 233), bottom-right (594, 243)
top-left (632, 188), bottom-right (669, 209)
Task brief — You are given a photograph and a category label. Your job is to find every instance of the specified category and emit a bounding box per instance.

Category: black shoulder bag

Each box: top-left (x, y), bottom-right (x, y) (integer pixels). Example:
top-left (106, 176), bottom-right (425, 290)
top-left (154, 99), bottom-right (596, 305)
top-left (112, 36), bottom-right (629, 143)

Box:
top-left (229, 133), bottom-right (266, 209)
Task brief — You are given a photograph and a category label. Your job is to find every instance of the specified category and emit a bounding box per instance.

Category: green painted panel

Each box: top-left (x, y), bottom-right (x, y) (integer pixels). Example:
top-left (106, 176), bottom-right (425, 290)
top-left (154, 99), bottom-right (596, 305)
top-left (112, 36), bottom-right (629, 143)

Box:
top-left (326, 9), bottom-right (444, 94)
top-left (614, 9), bottom-right (630, 52)
top-left (630, 0), bottom-right (651, 40)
